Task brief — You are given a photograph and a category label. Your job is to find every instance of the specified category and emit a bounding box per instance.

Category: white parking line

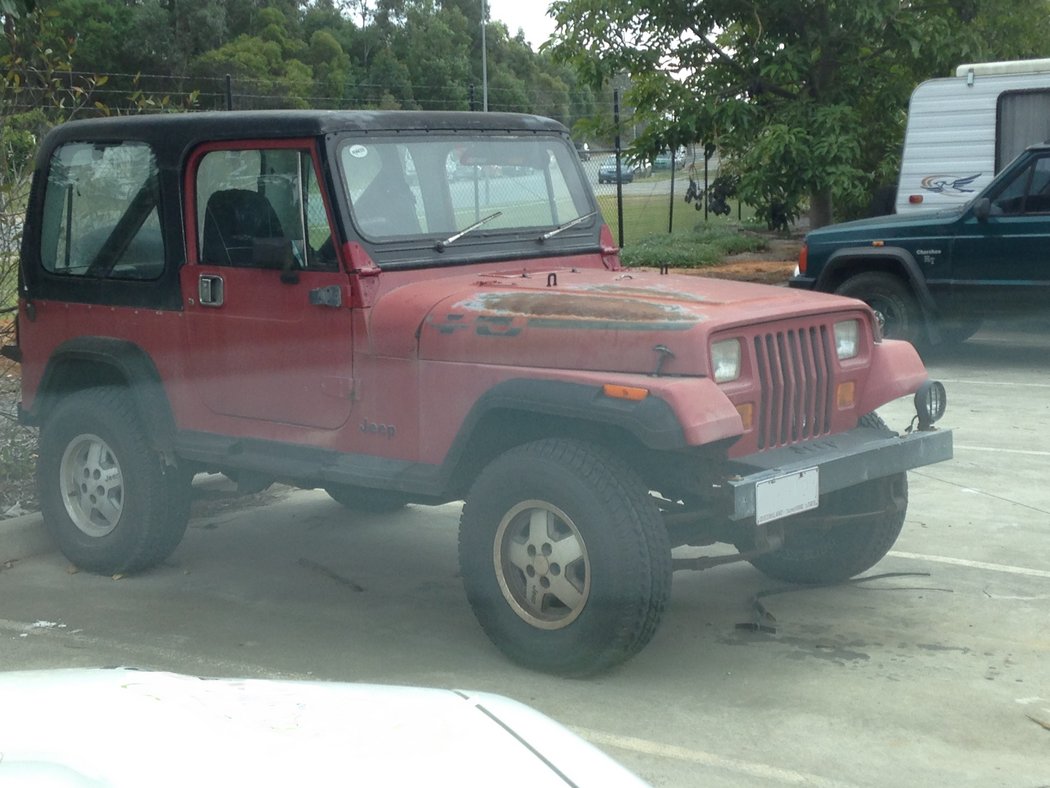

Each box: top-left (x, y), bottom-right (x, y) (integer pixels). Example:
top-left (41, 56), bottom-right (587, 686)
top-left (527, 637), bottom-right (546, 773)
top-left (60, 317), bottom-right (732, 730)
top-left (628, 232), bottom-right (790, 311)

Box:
top-left (572, 727), bottom-right (855, 787)
top-left (888, 551), bottom-right (1050, 579)
top-left (937, 378), bottom-right (1050, 389)
top-left (954, 445), bottom-right (1050, 457)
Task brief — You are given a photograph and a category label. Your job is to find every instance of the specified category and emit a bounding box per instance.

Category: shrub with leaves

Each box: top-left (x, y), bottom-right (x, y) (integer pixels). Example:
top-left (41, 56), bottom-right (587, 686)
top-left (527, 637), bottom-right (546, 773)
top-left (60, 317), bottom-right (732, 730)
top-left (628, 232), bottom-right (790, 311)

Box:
top-left (620, 227), bottom-right (767, 269)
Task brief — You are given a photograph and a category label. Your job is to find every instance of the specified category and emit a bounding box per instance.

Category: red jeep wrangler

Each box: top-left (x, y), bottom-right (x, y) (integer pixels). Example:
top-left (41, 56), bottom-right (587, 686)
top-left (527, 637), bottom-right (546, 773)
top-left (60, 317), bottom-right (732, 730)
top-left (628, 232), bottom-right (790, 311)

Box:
top-left (4, 111), bottom-right (951, 674)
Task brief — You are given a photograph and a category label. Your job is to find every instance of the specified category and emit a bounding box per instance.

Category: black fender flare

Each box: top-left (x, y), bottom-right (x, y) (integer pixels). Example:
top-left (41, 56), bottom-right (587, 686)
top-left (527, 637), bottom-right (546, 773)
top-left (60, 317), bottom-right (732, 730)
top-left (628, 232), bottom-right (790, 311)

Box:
top-left (441, 378), bottom-right (689, 485)
top-left (31, 337), bottom-right (178, 459)
top-left (818, 247), bottom-right (939, 318)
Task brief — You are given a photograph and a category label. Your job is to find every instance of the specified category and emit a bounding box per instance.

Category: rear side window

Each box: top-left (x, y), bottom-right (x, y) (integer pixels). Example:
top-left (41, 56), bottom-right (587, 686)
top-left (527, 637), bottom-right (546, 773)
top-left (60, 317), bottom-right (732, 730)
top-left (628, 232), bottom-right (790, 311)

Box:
top-left (39, 142), bottom-right (164, 280)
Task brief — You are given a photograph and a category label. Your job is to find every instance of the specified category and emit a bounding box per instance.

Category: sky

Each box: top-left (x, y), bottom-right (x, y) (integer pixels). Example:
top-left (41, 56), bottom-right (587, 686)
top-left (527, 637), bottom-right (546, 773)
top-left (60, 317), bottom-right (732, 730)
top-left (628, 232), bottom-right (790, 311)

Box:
top-left (485, 0), bottom-right (558, 51)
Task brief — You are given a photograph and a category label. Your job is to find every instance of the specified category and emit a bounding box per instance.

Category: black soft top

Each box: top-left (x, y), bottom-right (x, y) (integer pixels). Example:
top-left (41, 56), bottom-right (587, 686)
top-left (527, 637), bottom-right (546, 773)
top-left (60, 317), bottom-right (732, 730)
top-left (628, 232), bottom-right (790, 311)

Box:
top-left (40, 110), bottom-right (570, 162)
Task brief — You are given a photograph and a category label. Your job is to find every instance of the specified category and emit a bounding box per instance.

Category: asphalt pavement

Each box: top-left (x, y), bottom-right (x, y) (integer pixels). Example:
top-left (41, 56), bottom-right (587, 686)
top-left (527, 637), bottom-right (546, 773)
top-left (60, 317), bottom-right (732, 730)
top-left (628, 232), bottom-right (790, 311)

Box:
top-left (2, 321), bottom-right (1049, 787)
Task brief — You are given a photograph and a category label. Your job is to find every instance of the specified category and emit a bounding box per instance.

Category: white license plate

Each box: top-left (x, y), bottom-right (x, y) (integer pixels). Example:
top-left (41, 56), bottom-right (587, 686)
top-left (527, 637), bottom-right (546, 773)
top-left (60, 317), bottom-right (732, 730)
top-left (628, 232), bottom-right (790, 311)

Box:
top-left (755, 467), bottom-right (819, 525)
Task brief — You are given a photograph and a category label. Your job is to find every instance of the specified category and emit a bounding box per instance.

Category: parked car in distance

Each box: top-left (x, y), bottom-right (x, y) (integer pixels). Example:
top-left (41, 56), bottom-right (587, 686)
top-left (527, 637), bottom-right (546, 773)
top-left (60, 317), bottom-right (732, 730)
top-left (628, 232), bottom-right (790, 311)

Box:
top-left (653, 149), bottom-right (686, 171)
top-left (597, 154), bottom-right (649, 183)
top-left (598, 154), bottom-right (632, 183)
top-left (791, 142), bottom-right (1050, 346)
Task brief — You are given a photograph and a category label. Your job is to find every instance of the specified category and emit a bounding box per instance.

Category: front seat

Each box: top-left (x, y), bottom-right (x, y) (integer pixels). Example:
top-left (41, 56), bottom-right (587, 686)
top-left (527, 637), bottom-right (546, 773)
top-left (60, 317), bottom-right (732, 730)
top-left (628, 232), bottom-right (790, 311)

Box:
top-left (202, 189), bottom-right (285, 266)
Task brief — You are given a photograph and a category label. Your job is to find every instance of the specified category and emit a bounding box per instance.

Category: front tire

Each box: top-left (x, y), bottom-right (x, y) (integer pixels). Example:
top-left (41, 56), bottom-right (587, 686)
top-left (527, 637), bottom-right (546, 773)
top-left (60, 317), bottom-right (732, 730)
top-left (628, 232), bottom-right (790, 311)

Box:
top-left (459, 439), bottom-right (672, 675)
top-left (37, 388), bottom-right (190, 574)
top-left (835, 272), bottom-right (924, 346)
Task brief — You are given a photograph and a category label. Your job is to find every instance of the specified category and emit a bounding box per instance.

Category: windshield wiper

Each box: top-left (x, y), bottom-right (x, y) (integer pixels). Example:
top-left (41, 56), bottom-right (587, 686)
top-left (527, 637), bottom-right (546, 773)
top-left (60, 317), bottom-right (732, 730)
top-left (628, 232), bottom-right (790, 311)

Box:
top-left (538, 210), bottom-right (598, 242)
top-left (435, 211), bottom-right (503, 252)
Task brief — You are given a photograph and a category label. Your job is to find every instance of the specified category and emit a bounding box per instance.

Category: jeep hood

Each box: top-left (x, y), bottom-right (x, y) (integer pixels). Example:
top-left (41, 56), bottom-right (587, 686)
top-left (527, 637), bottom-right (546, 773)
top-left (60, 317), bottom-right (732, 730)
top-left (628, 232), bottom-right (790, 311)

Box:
top-left (369, 267), bottom-right (865, 375)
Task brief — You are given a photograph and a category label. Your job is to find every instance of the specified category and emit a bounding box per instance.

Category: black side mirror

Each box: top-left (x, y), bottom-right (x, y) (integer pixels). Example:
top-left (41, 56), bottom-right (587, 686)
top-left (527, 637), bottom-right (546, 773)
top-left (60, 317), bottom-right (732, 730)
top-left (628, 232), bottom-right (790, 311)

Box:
top-left (972, 197), bottom-right (991, 221)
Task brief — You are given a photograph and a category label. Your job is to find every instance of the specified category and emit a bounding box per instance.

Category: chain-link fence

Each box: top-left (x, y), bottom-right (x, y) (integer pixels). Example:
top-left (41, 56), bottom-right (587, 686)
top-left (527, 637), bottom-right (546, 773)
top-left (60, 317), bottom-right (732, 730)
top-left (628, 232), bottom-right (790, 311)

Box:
top-left (577, 146), bottom-right (746, 246)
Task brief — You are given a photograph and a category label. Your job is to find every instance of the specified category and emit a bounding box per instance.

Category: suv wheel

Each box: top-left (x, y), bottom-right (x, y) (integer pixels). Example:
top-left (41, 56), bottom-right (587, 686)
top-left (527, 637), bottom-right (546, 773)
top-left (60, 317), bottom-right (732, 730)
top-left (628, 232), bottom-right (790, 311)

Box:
top-left (459, 438), bottom-right (671, 676)
top-left (835, 272), bottom-right (923, 346)
top-left (743, 414), bottom-right (907, 585)
top-left (37, 387), bottom-right (191, 574)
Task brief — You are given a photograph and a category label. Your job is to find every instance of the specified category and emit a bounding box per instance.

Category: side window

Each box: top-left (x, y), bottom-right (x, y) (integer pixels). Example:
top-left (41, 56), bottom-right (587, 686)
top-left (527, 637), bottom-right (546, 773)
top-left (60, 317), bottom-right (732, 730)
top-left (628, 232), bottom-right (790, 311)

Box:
top-left (991, 156), bottom-right (1050, 215)
top-left (39, 142), bottom-right (164, 280)
top-left (1024, 157), bottom-right (1050, 213)
top-left (196, 147), bottom-right (336, 269)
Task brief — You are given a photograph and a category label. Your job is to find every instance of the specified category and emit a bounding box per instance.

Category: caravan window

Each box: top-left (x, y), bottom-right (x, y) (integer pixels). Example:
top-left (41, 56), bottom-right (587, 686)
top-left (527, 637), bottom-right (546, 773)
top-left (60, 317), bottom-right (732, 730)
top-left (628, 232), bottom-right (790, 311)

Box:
top-left (996, 90), bottom-right (1050, 171)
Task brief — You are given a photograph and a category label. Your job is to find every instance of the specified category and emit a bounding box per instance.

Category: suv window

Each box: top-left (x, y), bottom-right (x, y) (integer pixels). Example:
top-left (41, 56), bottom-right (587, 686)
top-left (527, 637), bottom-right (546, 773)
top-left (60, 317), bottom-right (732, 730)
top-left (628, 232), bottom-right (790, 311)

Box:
top-left (39, 141), bottom-right (164, 281)
top-left (992, 154), bottom-right (1050, 215)
top-left (196, 147), bottom-right (335, 270)
top-left (339, 137), bottom-right (590, 242)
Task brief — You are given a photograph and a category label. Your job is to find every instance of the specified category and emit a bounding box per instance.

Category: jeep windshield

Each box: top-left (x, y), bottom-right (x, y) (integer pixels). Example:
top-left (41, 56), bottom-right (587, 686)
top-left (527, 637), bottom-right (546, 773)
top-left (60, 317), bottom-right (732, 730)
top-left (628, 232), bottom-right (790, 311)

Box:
top-left (336, 134), bottom-right (598, 267)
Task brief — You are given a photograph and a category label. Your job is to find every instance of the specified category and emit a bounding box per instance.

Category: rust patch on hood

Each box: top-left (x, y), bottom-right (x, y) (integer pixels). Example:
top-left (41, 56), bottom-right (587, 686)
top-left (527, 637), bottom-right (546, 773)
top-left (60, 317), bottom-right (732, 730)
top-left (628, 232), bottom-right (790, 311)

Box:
top-left (584, 284), bottom-right (711, 302)
top-left (459, 291), bottom-right (701, 324)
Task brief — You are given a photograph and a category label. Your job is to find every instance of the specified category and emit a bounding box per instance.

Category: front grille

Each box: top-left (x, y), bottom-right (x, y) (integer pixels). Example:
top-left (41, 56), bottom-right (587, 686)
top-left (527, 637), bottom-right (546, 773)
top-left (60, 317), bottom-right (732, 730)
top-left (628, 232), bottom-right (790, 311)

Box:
top-left (753, 324), bottom-right (835, 449)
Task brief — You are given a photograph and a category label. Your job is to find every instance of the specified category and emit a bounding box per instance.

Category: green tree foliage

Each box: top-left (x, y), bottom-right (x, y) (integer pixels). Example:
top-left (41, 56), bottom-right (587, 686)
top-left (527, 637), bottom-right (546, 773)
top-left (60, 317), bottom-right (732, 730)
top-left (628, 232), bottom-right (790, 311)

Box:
top-left (549, 0), bottom-right (1050, 227)
top-left (1, 0), bottom-right (594, 123)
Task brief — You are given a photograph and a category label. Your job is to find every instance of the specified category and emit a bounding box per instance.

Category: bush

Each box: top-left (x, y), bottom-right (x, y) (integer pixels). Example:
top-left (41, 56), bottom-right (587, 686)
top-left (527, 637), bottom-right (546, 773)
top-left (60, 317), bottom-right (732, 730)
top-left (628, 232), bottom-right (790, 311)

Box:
top-left (620, 227), bottom-right (767, 269)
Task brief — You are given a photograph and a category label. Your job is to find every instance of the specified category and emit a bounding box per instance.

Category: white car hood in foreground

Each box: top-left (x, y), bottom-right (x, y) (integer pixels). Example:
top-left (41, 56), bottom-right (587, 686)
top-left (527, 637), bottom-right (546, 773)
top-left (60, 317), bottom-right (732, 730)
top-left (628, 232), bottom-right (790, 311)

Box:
top-left (0, 668), bottom-right (646, 787)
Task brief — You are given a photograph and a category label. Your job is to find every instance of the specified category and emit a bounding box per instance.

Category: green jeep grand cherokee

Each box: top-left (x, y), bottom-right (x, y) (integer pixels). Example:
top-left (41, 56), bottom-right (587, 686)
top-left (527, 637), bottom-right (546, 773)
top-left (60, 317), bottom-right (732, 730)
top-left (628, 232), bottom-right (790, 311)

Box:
top-left (790, 143), bottom-right (1050, 346)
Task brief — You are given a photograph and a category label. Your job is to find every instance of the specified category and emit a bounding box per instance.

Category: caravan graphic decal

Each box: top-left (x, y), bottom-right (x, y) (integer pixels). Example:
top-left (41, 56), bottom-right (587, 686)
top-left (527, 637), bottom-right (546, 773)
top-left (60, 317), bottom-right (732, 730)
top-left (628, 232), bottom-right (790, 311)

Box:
top-left (920, 173), bottom-right (981, 194)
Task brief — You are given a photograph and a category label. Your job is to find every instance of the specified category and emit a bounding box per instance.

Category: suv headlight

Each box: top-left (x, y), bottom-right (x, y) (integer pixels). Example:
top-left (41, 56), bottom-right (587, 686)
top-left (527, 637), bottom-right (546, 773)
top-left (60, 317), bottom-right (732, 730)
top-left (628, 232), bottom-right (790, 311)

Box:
top-left (712, 339), bottom-right (742, 382)
top-left (834, 320), bottom-right (861, 360)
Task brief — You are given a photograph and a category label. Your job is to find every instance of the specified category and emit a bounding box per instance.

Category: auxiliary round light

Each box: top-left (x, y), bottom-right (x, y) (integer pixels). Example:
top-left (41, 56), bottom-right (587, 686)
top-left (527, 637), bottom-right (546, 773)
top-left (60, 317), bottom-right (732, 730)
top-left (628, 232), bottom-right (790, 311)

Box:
top-left (914, 380), bottom-right (947, 430)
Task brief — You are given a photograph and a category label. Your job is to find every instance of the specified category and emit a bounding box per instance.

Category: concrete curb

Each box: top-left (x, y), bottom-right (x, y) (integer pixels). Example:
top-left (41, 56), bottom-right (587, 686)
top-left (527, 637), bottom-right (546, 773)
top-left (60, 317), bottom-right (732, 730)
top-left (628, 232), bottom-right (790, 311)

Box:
top-left (0, 511), bottom-right (53, 563)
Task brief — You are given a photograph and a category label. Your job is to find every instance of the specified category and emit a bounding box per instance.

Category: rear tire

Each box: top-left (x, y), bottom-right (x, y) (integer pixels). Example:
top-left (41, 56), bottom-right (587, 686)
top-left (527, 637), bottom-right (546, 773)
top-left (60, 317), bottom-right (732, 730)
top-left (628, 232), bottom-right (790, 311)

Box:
top-left (459, 439), bottom-right (671, 675)
top-left (37, 387), bottom-right (190, 574)
top-left (835, 272), bottom-right (924, 346)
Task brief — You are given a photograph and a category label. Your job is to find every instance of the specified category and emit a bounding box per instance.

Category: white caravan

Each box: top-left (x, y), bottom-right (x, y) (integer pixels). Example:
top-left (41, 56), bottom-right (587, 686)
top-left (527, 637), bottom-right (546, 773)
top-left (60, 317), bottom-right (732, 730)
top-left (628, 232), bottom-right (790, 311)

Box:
top-left (896, 58), bottom-right (1050, 214)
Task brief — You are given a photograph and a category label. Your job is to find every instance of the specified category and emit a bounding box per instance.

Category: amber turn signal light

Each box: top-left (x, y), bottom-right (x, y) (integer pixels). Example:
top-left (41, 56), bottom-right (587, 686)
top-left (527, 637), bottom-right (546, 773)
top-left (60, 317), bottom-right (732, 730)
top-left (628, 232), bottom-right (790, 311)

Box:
top-left (602, 384), bottom-right (649, 401)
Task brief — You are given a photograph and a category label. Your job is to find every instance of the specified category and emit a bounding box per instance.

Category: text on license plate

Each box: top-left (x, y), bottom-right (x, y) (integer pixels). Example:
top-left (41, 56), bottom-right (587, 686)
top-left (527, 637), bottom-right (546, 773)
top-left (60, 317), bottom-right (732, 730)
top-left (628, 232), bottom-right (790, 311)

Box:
top-left (755, 467), bottom-right (819, 525)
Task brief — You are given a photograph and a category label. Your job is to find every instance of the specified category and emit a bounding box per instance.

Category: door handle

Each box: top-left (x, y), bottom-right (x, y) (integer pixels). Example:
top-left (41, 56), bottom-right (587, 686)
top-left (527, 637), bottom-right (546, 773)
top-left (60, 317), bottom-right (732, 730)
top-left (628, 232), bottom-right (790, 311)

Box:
top-left (199, 274), bottom-right (224, 307)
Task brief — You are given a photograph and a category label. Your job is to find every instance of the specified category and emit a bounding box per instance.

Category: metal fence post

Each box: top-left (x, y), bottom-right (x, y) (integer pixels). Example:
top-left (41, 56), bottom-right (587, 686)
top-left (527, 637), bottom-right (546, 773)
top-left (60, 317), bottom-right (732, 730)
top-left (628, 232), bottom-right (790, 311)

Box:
top-left (613, 89), bottom-right (624, 249)
top-left (668, 149), bottom-right (676, 234)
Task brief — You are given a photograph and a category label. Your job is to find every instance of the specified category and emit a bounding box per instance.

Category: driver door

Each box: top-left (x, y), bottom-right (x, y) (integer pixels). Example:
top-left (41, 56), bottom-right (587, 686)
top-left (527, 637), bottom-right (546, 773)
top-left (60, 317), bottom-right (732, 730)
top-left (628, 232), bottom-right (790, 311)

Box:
top-left (181, 141), bottom-right (354, 432)
top-left (949, 153), bottom-right (1050, 315)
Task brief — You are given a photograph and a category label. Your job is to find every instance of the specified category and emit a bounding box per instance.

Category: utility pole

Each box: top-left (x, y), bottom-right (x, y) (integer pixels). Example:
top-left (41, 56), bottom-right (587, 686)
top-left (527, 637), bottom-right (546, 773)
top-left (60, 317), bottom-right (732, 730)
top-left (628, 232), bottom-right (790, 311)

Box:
top-left (481, 0), bottom-right (488, 111)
